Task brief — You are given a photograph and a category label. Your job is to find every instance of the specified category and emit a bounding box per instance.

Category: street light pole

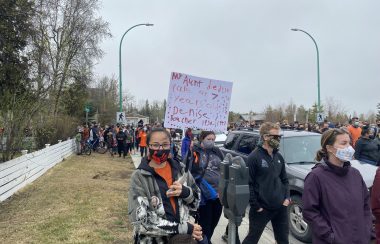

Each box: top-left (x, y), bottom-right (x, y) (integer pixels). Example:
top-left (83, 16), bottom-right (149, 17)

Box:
top-left (291, 28), bottom-right (320, 112)
top-left (119, 23), bottom-right (153, 112)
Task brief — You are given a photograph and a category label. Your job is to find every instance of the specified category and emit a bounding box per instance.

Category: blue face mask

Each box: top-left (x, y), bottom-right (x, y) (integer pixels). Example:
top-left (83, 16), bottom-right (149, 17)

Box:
top-left (334, 146), bottom-right (355, 162)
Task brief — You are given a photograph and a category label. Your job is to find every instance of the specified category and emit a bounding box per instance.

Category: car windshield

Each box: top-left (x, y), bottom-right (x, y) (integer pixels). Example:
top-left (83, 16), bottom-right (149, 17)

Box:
top-left (280, 135), bottom-right (321, 164)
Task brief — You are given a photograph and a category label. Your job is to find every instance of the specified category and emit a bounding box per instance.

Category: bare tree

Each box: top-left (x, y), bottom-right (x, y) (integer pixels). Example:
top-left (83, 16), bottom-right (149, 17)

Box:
top-left (296, 105), bottom-right (308, 123)
top-left (324, 97), bottom-right (347, 121)
top-left (365, 110), bottom-right (376, 124)
top-left (32, 0), bottom-right (111, 116)
top-left (284, 100), bottom-right (297, 123)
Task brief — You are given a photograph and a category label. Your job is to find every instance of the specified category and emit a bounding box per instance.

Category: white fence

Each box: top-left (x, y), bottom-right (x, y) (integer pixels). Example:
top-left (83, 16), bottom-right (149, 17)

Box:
top-left (0, 139), bottom-right (76, 202)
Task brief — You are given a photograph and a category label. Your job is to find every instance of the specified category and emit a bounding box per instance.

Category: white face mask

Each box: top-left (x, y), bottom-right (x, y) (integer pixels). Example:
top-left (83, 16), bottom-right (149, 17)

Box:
top-left (334, 146), bottom-right (355, 162)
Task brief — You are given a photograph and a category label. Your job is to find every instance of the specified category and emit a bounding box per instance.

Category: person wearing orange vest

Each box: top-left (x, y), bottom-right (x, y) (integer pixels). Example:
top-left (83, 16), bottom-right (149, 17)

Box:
top-left (139, 127), bottom-right (148, 157)
top-left (348, 117), bottom-right (362, 146)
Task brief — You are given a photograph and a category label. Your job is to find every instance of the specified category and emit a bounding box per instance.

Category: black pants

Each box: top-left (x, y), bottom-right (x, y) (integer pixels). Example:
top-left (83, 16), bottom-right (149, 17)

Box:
top-left (124, 143), bottom-right (131, 157)
top-left (129, 142), bottom-right (133, 152)
top-left (117, 142), bottom-right (126, 157)
top-left (140, 146), bottom-right (147, 157)
top-left (198, 199), bottom-right (223, 244)
top-left (242, 206), bottom-right (289, 244)
top-left (136, 138), bottom-right (140, 150)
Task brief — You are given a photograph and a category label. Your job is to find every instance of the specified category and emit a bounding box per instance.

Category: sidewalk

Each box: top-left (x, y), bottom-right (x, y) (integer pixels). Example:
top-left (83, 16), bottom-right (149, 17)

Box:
top-left (211, 211), bottom-right (276, 244)
top-left (130, 154), bottom-right (304, 244)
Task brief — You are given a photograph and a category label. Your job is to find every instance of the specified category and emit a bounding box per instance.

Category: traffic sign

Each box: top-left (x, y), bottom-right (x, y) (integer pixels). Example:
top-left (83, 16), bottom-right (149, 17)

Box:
top-left (117, 112), bottom-right (126, 124)
top-left (316, 113), bottom-right (324, 123)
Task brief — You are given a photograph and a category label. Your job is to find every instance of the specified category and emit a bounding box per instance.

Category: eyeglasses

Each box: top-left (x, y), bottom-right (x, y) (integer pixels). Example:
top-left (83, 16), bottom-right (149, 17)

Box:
top-left (149, 143), bottom-right (171, 150)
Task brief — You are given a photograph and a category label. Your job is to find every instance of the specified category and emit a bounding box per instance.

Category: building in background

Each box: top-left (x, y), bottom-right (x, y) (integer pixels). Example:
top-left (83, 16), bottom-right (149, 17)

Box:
top-left (125, 113), bottom-right (149, 126)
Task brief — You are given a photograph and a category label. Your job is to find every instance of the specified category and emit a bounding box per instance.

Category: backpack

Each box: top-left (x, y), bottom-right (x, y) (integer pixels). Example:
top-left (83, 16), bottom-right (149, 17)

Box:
top-left (116, 132), bottom-right (125, 141)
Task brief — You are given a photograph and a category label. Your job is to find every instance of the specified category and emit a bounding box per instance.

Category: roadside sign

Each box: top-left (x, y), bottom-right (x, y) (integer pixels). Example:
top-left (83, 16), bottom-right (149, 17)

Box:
top-left (116, 112), bottom-right (126, 124)
top-left (316, 113), bottom-right (324, 123)
top-left (84, 107), bottom-right (90, 113)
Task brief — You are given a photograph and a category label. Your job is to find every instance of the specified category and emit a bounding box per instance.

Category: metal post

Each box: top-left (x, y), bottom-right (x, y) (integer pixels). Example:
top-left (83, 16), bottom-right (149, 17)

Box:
top-left (291, 28), bottom-right (321, 112)
top-left (119, 23), bottom-right (153, 112)
top-left (228, 221), bottom-right (236, 244)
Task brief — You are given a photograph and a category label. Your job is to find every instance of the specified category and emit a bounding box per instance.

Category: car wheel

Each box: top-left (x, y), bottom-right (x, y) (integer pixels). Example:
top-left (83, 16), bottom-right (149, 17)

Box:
top-left (288, 195), bottom-right (312, 242)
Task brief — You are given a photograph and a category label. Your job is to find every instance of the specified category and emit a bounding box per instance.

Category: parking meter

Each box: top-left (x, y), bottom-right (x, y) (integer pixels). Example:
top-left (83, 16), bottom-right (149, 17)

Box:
top-left (218, 153), bottom-right (233, 208)
top-left (219, 155), bottom-right (249, 244)
top-left (226, 156), bottom-right (249, 220)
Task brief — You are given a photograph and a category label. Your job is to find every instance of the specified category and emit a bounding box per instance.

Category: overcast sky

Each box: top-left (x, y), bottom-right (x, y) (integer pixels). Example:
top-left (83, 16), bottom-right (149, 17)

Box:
top-left (94, 0), bottom-right (379, 116)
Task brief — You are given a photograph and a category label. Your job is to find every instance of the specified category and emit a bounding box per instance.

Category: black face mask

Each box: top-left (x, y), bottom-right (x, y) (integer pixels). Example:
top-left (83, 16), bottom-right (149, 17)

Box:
top-left (149, 149), bottom-right (170, 164)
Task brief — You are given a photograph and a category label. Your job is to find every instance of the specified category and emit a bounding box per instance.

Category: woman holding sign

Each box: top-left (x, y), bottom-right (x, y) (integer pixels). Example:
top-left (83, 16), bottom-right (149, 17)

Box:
top-left (128, 127), bottom-right (203, 243)
top-left (184, 131), bottom-right (224, 243)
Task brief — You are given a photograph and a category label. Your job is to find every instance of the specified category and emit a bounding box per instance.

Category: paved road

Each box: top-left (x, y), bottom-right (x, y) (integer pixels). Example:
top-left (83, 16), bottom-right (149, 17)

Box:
top-left (131, 154), bottom-right (307, 244)
top-left (212, 208), bottom-right (307, 244)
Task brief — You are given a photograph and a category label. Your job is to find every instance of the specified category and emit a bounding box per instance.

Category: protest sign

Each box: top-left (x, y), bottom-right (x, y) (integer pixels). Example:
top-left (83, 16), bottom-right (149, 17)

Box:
top-left (164, 72), bottom-right (233, 132)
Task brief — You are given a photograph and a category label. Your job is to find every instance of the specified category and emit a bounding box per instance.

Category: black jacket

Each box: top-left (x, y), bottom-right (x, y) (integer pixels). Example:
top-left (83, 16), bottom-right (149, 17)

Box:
top-left (247, 145), bottom-right (290, 211)
top-left (116, 131), bottom-right (126, 144)
top-left (354, 137), bottom-right (380, 164)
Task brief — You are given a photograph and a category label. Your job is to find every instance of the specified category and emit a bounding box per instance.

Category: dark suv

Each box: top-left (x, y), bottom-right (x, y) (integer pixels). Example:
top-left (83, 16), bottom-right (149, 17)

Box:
top-left (220, 128), bottom-right (377, 242)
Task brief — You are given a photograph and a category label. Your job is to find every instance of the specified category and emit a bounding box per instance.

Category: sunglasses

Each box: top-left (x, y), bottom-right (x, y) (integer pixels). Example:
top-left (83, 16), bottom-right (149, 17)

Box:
top-left (266, 134), bottom-right (282, 139)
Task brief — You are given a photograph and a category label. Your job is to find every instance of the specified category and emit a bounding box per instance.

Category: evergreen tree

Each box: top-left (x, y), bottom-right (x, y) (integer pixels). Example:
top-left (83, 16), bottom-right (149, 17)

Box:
top-left (0, 0), bottom-right (35, 161)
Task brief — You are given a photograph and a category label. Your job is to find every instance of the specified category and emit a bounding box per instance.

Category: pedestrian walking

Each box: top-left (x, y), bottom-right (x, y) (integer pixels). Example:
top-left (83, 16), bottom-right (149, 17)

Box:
top-left (348, 117), bottom-right (362, 146)
top-left (116, 129), bottom-right (127, 158)
top-left (83, 124), bottom-right (90, 142)
top-left (125, 125), bottom-right (134, 155)
top-left (124, 125), bottom-right (133, 157)
top-left (242, 122), bottom-right (290, 244)
top-left (139, 127), bottom-right (148, 157)
top-left (90, 123), bottom-right (100, 149)
top-left (75, 126), bottom-right (83, 155)
top-left (105, 126), bottom-right (114, 156)
top-left (184, 131), bottom-right (224, 243)
top-left (135, 127), bottom-right (140, 152)
top-left (354, 125), bottom-right (380, 165)
top-left (302, 128), bottom-right (372, 244)
top-left (181, 128), bottom-right (193, 158)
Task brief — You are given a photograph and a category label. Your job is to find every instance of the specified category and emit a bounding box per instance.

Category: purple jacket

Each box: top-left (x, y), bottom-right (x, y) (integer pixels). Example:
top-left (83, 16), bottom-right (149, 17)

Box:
top-left (302, 160), bottom-right (372, 244)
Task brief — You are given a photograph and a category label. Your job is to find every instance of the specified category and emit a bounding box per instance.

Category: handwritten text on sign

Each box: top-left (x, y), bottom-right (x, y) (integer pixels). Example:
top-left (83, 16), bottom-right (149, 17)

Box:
top-left (164, 72), bottom-right (233, 132)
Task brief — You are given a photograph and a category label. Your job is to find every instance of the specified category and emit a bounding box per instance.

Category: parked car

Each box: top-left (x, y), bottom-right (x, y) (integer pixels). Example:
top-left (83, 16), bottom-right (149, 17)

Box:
top-left (220, 128), bottom-right (378, 242)
top-left (215, 131), bottom-right (227, 147)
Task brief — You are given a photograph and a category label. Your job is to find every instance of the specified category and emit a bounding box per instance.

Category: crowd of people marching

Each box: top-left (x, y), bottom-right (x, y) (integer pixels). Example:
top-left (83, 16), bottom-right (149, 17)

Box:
top-left (74, 120), bottom-right (172, 158)
top-left (77, 117), bottom-right (380, 244)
